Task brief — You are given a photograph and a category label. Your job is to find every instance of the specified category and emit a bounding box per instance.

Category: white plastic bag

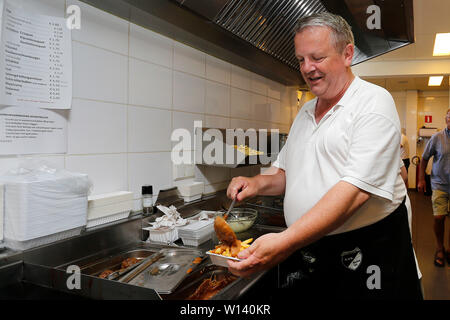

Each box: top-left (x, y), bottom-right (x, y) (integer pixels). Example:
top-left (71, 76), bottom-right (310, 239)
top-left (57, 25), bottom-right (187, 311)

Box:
top-left (0, 160), bottom-right (92, 246)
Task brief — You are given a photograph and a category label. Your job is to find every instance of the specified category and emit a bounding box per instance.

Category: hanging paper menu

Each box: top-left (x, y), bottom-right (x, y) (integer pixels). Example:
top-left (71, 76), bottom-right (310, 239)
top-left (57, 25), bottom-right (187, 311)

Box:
top-left (0, 1), bottom-right (72, 109)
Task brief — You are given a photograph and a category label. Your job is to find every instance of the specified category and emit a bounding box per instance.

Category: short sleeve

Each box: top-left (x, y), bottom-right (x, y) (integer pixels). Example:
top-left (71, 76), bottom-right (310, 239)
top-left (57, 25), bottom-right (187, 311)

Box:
top-left (421, 136), bottom-right (436, 161)
top-left (272, 142), bottom-right (287, 170)
top-left (340, 113), bottom-right (401, 201)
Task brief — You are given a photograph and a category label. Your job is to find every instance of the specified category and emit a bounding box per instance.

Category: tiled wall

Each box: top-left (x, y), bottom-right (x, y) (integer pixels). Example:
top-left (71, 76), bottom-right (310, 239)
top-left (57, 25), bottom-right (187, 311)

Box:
top-left (0, 0), bottom-right (298, 211)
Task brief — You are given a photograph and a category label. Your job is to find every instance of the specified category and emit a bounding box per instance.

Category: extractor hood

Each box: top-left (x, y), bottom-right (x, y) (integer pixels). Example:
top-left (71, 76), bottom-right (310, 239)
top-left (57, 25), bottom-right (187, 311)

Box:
top-left (80, 0), bottom-right (414, 86)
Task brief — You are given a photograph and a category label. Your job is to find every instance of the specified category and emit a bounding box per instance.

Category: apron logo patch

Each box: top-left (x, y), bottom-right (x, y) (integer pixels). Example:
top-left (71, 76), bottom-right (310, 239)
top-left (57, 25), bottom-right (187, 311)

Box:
top-left (341, 247), bottom-right (363, 271)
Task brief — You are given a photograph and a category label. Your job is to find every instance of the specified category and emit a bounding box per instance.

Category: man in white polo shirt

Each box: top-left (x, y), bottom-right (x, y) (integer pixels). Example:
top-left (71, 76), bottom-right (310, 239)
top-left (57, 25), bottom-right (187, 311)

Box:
top-left (226, 12), bottom-right (422, 299)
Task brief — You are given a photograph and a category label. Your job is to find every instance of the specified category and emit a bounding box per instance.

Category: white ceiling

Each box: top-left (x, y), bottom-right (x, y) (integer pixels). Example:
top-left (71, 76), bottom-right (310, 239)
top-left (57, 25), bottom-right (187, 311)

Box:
top-left (363, 75), bottom-right (449, 92)
top-left (362, 0), bottom-right (450, 92)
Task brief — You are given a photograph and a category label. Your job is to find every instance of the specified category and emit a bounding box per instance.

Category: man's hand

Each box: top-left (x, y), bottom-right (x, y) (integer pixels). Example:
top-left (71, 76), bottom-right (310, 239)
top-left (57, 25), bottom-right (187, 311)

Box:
top-left (417, 179), bottom-right (426, 193)
top-left (227, 232), bottom-right (292, 278)
top-left (226, 167), bottom-right (286, 201)
top-left (417, 158), bottom-right (429, 194)
top-left (227, 176), bottom-right (260, 201)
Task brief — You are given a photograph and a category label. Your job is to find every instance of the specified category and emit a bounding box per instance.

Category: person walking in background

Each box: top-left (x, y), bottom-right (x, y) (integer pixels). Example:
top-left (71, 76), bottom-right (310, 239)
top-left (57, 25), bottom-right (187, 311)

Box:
top-left (418, 109), bottom-right (450, 267)
top-left (401, 131), bottom-right (410, 172)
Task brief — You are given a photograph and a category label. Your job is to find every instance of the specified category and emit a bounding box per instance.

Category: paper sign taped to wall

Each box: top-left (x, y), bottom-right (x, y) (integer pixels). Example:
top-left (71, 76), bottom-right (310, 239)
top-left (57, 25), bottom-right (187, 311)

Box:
top-left (0, 106), bottom-right (67, 154)
top-left (0, 1), bottom-right (72, 109)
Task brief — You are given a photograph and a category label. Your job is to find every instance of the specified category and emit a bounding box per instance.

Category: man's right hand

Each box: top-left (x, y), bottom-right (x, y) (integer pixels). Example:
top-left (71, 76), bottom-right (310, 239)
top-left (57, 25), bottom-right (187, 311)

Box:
top-left (417, 179), bottom-right (426, 193)
top-left (227, 176), bottom-right (260, 201)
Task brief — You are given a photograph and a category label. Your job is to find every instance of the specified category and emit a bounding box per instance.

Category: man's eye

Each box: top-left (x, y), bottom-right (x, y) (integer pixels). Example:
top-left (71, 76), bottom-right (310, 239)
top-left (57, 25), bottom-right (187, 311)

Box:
top-left (313, 57), bottom-right (324, 61)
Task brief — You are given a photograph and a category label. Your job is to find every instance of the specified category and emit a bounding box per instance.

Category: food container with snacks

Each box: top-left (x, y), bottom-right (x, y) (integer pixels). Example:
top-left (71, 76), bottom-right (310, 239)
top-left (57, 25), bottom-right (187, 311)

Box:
top-left (206, 251), bottom-right (242, 267)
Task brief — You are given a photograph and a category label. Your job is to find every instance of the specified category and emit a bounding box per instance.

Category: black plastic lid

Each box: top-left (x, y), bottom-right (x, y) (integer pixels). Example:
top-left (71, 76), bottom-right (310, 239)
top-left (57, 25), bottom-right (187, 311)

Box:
top-left (142, 185), bottom-right (153, 195)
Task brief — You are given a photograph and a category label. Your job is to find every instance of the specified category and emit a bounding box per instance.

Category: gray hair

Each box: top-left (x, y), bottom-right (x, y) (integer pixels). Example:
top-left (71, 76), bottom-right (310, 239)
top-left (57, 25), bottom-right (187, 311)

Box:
top-left (294, 12), bottom-right (354, 53)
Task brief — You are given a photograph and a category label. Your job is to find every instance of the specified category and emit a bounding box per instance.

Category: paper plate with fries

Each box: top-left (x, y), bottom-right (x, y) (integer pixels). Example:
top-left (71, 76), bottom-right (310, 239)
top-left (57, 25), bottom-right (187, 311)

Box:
top-left (206, 238), bottom-right (253, 267)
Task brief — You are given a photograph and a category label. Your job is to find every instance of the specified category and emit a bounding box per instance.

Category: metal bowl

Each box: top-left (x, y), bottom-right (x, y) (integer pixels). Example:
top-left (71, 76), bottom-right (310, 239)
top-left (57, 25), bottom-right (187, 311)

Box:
top-left (225, 208), bottom-right (258, 233)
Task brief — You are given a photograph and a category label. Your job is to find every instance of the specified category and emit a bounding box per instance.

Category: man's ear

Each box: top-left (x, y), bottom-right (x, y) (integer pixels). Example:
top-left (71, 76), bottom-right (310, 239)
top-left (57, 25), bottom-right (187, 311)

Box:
top-left (343, 43), bottom-right (354, 67)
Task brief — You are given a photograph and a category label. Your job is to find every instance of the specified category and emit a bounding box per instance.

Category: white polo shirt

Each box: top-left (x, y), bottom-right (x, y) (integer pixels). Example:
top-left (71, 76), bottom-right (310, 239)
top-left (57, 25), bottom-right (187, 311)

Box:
top-left (274, 77), bottom-right (406, 235)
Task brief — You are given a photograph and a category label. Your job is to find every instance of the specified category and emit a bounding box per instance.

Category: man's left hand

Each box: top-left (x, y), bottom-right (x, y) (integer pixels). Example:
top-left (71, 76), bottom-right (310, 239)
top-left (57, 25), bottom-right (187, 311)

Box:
top-left (226, 232), bottom-right (291, 278)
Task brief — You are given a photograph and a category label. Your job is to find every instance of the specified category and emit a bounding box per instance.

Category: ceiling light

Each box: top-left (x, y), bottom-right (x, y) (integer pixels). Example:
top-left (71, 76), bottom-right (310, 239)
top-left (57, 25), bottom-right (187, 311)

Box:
top-left (428, 76), bottom-right (443, 86)
top-left (433, 33), bottom-right (450, 56)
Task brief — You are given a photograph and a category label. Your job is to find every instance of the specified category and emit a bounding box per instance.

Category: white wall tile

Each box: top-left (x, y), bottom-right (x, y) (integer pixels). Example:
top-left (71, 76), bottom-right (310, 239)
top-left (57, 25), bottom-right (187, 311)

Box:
top-left (205, 80), bottom-right (230, 117)
top-left (173, 43), bottom-right (205, 77)
top-left (128, 152), bottom-right (173, 200)
top-left (195, 165), bottom-right (230, 185)
top-left (205, 115), bottom-right (230, 129)
top-left (252, 94), bottom-right (269, 122)
top-left (128, 106), bottom-right (172, 152)
top-left (206, 55), bottom-right (231, 85)
top-left (129, 23), bottom-right (173, 68)
top-left (268, 98), bottom-right (281, 123)
top-left (11, 0), bottom-right (65, 17)
top-left (68, 99), bottom-right (127, 154)
top-left (172, 111), bottom-right (204, 150)
top-left (129, 58), bottom-right (172, 109)
top-left (268, 80), bottom-right (282, 100)
top-left (251, 74), bottom-right (268, 96)
top-left (280, 106), bottom-right (292, 125)
top-left (65, 154), bottom-right (128, 195)
top-left (68, 0), bottom-right (129, 55)
top-left (1, 0), bottom-right (294, 204)
top-left (230, 118), bottom-right (257, 130)
top-left (231, 66), bottom-right (251, 91)
top-left (72, 42), bottom-right (127, 103)
top-left (230, 88), bottom-right (252, 119)
top-left (173, 71), bottom-right (205, 113)
top-left (0, 155), bottom-right (65, 176)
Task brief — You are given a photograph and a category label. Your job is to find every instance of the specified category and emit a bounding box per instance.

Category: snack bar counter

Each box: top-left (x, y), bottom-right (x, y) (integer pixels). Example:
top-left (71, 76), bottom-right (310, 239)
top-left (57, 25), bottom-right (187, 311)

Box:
top-left (0, 191), bottom-right (285, 300)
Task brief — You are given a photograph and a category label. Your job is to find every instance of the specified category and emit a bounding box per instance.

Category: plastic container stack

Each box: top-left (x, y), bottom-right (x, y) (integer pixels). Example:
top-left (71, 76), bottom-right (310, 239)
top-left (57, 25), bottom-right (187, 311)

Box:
top-left (177, 219), bottom-right (214, 246)
top-left (0, 164), bottom-right (91, 250)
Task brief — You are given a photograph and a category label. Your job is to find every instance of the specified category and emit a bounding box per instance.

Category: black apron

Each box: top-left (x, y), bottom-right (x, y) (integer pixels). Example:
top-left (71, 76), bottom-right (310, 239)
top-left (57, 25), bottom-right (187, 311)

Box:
top-left (278, 199), bottom-right (423, 300)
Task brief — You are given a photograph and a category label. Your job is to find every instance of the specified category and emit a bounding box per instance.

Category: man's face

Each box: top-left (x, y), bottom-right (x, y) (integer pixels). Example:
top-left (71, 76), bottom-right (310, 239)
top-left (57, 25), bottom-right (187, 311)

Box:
top-left (294, 26), bottom-right (353, 99)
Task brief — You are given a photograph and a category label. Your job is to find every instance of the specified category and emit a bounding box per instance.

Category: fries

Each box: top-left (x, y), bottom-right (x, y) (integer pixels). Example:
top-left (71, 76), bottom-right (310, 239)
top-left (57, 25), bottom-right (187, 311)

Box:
top-left (208, 238), bottom-right (253, 258)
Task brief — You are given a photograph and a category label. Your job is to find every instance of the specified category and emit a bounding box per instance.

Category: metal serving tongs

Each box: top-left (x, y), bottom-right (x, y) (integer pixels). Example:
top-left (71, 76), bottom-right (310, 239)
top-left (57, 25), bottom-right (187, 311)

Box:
top-left (106, 256), bottom-right (153, 281)
top-left (224, 189), bottom-right (241, 220)
top-left (117, 251), bottom-right (165, 283)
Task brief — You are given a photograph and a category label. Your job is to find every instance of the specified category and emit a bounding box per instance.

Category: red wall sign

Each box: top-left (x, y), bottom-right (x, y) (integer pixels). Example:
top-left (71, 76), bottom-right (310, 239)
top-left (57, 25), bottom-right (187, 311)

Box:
top-left (425, 115), bottom-right (432, 123)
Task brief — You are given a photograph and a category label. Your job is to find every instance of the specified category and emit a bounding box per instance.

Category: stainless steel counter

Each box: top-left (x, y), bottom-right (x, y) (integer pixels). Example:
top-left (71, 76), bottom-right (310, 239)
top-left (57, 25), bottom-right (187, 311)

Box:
top-left (0, 191), bottom-right (285, 300)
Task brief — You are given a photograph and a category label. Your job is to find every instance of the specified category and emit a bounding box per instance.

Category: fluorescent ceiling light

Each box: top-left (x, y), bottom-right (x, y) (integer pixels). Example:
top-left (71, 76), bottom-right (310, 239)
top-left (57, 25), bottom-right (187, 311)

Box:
top-left (433, 33), bottom-right (450, 56)
top-left (428, 76), bottom-right (443, 86)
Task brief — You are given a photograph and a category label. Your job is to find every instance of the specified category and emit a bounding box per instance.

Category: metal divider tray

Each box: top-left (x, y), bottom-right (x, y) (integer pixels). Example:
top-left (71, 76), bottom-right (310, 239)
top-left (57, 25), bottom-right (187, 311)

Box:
top-left (125, 248), bottom-right (204, 294)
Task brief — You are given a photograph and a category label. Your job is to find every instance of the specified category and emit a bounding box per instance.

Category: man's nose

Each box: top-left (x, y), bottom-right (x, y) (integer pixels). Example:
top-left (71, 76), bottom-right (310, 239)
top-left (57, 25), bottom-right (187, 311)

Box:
top-left (301, 59), bottom-right (316, 74)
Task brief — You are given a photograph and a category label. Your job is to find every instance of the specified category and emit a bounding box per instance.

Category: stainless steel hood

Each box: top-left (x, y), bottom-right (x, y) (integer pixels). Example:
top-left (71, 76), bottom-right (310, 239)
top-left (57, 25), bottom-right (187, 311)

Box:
top-left (80, 0), bottom-right (414, 86)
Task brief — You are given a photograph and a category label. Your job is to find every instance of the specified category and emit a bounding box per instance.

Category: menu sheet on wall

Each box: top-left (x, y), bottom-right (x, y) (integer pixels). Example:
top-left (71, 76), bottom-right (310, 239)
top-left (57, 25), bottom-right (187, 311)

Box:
top-left (0, 106), bottom-right (67, 155)
top-left (0, 0), bottom-right (72, 109)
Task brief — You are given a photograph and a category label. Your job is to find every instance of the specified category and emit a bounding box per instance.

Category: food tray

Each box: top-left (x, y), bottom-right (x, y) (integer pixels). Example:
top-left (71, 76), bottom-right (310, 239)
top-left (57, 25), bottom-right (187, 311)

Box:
top-left (160, 265), bottom-right (237, 300)
top-left (206, 251), bottom-right (242, 267)
top-left (126, 248), bottom-right (204, 294)
top-left (80, 249), bottom-right (156, 277)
